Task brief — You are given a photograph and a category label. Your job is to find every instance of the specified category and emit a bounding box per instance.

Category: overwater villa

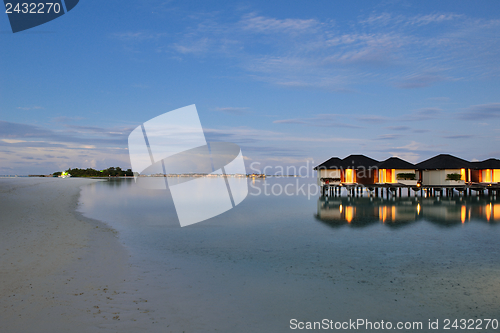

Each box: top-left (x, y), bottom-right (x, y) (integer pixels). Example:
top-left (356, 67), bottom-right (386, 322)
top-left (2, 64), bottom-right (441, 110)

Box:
top-left (315, 154), bottom-right (379, 185)
top-left (471, 158), bottom-right (500, 183)
top-left (415, 154), bottom-right (471, 186)
top-left (314, 153), bottom-right (500, 197)
top-left (376, 157), bottom-right (417, 185)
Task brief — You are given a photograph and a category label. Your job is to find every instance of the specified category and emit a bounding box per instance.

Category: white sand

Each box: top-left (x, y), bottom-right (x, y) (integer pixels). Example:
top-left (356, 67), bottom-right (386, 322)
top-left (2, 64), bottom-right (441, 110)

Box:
top-left (0, 178), bottom-right (159, 332)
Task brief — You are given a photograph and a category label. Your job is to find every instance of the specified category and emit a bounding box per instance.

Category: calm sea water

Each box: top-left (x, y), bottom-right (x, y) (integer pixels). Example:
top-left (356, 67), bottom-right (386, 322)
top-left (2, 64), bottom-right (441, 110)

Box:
top-left (78, 178), bottom-right (500, 332)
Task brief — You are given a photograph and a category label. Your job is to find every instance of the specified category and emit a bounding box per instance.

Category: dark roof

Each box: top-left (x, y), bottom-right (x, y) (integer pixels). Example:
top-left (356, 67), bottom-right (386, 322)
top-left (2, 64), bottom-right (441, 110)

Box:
top-left (471, 158), bottom-right (500, 169)
top-left (314, 155), bottom-right (379, 170)
top-left (314, 157), bottom-right (343, 170)
top-left (415, 154), bottom-right (472, 170)
top-left (339, 154), bottom-right (379, 169)
top-left (377, 157), bottom-right (415, 169)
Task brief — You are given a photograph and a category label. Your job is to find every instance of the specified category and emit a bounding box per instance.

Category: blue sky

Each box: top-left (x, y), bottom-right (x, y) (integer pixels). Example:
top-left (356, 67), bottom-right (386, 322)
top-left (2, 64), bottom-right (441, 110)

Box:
top-left (1, 0), bottom-right (500, 174)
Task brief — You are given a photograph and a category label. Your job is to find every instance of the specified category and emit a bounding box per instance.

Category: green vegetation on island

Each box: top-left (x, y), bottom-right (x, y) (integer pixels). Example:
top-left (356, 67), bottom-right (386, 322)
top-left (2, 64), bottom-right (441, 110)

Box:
top-left (53, 167), bottom-right (133, 177)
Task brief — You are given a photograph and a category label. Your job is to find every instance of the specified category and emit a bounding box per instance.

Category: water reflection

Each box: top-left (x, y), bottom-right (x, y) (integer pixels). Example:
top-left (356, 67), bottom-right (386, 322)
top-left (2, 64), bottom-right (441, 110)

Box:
top-left (316, 196), bottom-right (500, 228)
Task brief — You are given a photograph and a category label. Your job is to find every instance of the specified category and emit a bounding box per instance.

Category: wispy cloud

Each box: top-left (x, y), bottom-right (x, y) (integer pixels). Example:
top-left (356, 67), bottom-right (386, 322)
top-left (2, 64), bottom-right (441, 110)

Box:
top-left (373, 140), bottom-right (446, 162)
top-left (459, 103), bottom-right (500, 120)
top-left (0, 119), bottom-right (133, 174)
top-left (17, 106), bottom-right (44, 110)
top-left (394, 74), bottom-right (450, 89)
top-left (111, 31), bottom-right (167, 42)
top-left (386, 126), bottom-right (411, 131)
top-left (408, 13), bottom-right (463, 26)
top-left (427, 96), bottom-right (450, 102)
top-left (362, 12), bottom-right (463, 27)
top-left (356, 115), bottom-right (391, 123)
top-left (172, 37), bottom-right (211, 54)
top-left (273, 114), bottom-right (361, 128)
top-left (112, 9), bottom-right (500, 91)
top-left (374, 134), bottom-right (403, 140)
top-left (443, 135), bottom-right (475, 139)
top-left (272, 107), bottom-right (443, 129)
top-left (213, 107), bottom-right (250, 115)
top-left (0, 120), bottom-right (130, 146)
top-left (239, 14), bottom-right (319, 35)
top-left (401, 108), bottom-right (442, 121)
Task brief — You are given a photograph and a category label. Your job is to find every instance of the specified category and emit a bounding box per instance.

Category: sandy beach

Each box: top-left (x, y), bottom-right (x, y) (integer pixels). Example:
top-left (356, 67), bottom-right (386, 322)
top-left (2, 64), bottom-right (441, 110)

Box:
top-left (0, 178), bottom-right (158, 332)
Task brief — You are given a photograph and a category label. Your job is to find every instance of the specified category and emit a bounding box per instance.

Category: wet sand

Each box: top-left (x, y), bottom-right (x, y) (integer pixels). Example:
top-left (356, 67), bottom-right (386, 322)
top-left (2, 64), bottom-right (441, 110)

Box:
top-left (0, 178), bottom-right (158, 332)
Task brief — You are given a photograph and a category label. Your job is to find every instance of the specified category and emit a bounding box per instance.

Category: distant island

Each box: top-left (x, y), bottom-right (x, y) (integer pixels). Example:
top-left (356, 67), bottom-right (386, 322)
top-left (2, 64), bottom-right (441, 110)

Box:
top-left (27, 167), bottom-right (303, 178)
top-left (53, 167), bottom-right (133, 178)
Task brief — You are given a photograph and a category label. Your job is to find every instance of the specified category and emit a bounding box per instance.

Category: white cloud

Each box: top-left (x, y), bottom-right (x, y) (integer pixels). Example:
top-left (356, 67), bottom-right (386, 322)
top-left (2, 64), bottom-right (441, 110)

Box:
top-left (213, 107), bottom-right (250, 114)
top-left (111, 9), bottom-right (500, 91)
top-left (239, 14), bottom-right (319, 34)
top-left (17, 106), bottom-right (43, 110)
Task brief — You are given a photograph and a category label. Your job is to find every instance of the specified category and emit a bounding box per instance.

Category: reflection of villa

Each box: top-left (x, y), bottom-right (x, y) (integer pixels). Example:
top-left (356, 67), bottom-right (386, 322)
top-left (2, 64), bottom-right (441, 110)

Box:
top-left (315, 196), bottom-right (500, 228)
top-left (314, 154), bottom-right (500, 196)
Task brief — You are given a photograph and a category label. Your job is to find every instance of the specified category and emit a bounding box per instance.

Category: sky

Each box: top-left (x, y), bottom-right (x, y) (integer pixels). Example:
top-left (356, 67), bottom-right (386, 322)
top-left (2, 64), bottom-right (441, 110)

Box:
top-left (1, 0), bottom-right (500, 175)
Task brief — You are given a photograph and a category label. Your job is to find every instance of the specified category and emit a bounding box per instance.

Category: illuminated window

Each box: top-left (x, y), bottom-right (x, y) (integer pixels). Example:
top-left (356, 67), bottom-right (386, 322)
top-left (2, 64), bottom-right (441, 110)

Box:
top-left (494, 170), bottom-right (500, 183)
top-left (345, 169), bottom-right (353, 183)
top-left (483, 169), bottom-right (492, 183)
top-left (385, 169), bottom-right (392, 183)
top-left (460, 168), bottom-right (466, 181)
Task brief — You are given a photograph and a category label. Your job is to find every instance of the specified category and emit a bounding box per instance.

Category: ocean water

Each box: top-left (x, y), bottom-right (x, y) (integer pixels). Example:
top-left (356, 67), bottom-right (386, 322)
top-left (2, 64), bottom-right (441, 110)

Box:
top-left (78, 177), bottom-right (500, 332)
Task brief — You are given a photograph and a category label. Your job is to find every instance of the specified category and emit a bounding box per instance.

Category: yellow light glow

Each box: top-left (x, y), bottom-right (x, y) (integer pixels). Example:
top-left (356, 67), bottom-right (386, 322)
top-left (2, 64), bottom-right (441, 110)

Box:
top-left (392, 169), bottom-right (396, 183)
top-left (379, 206), bottom-right (387, 223)
top-left (486, 203), bottom-right (492, 222)
top-left (345, 206), bottom-right (354, 223)
top-left (417, 203), bottom-right (421, 215)
top-left (345, 169), bottom-right (353, 183)
top-left (460, 168), bottom-right (466, 181)
top-left (385, 169), bottom-right (391, 184)
top-left (483, 169), bottom-right (492, 183)
top-left (339, 204), bottom-right (343, 213)
top-left (461, 205), bottom-right (466, 224)
top-left (493, 204), bottom-right (500, 221)
top-left (494, 169), bottom-right (500, 183)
